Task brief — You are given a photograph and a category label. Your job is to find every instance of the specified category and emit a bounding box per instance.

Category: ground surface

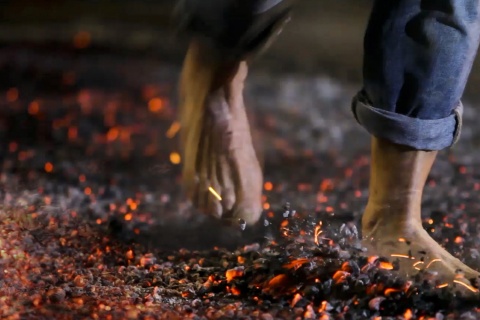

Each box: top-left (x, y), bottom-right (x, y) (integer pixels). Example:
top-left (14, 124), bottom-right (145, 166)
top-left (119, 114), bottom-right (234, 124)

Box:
top-left (3, 40), bottom-right (480, 319)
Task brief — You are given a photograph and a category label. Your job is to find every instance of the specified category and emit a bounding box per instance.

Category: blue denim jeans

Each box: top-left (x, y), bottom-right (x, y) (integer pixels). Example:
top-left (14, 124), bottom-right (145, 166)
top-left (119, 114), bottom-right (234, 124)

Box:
top-left (352, 0), bottom-right (480, 150)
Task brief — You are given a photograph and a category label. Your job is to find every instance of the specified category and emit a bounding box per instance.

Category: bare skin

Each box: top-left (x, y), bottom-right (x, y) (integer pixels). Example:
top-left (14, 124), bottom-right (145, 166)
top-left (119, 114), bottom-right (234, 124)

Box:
top-left (179, 40), bottom-right (263, 226)
top-left (362, 137), bottom-right (480, 293)
top-left (179, 38), bottom-right (479, 295)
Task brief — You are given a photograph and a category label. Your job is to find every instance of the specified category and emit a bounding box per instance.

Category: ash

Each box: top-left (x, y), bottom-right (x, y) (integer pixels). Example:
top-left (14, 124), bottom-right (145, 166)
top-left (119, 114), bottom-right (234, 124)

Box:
top-left (1, 46), bottom-right (480, 319)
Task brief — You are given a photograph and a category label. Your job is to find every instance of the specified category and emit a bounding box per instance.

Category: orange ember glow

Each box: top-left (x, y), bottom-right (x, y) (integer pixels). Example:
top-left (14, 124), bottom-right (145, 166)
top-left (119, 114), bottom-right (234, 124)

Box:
top-left (265, 274), bottom-right (290, 292)
top-left (283, 258), bottom-right (309, 270)
top-left (73, 31), bottom-right (91, 49)
top-left (379, 261), bottom-right (394, 270)
top-left (404, 308), bottom-right (413, 320)
top-left (314, 222), bottom-right (323, 245)
top-left (170, 152), bottom-right (181, 164)
top-left (225, 268), bottom-right (243, 283)
top-left (68, 126), bottom-right (78, 140)
top-left (6, 87), bottom-right (19, 102)
top-left (384, 288), bottom-right (401, 296)
top-left (125, 250), bottom-right (134, 260)
top-left (264, 182), bottom-right (273, 191)
top-left (148, 98), bottom-right (164, 113)
top-left (231, 287), bottom-right (241, 296)
top-left (124, 213), bottom-right (133, 221)
top-left (454, 236), bottom-right (464, 244)
top-left (332, 271), bottom-right (349, 284)
top-left (44, 162), bottom-right (54, 173)
top-left (304, 305), bottom-right (315, 319)
top-left (166, 121), bottom-right (181, 138)
top-left (107, 128), bottom-right (120, 141)
top-left (318, 300), bottom-right (328, 313)
top-left (368, 256), bottom-right (379, 264)
top-left (28, 101), bottom-right (40, 115)
top-left (291, 293), bottom-right (302, 308)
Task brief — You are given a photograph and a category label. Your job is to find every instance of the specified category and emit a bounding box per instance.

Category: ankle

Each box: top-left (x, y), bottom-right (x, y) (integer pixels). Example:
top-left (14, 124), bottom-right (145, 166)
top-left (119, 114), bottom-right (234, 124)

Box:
top-left (362, 201), bottom-right (422, 235)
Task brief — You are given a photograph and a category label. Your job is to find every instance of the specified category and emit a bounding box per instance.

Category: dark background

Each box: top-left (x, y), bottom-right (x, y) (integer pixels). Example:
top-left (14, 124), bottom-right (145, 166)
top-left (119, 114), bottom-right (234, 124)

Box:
top-left (3, 0), bottom-right (480, 100)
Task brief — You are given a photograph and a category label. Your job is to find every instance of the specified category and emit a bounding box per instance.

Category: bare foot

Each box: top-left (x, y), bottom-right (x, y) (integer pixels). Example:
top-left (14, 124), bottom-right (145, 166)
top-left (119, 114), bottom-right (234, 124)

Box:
top-left (192, 81), bottom-right (263, 226)
top-left (179, 43), bottom-right (263, 226)
top-left (362, 209), bottom-right (480, 296)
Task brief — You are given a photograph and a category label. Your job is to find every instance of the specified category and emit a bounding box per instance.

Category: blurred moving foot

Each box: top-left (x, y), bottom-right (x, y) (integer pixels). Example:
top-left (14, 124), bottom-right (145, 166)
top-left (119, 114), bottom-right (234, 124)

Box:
top-left (176, 0), bottom-right (292, 225)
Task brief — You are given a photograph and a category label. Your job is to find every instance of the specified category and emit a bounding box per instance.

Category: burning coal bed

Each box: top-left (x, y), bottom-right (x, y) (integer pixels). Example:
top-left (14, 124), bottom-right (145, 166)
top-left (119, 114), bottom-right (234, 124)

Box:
top-left (1, 46), bottom-right (480, 319)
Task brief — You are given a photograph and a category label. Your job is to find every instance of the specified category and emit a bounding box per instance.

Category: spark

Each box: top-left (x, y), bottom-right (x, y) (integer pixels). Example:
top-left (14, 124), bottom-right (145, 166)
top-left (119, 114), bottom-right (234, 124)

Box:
top-left (314, 222), bottom-right (323, 245)
top-left (208, 187), bottom-right (222, 201)
top-left (398, 238), bottom-right (406, 242)
top-left (453, 280), bottom-right (479, 293)
top-left (166, 121), bottom-right (181, 138)
top-left (391, 254), bottom-right (413, 259)
top-left (426, 259), bottom-right (442, 269)
top-left (413, 261), bottom-right (424, 270)
top-left (436, 283), bottom-right (449, 289)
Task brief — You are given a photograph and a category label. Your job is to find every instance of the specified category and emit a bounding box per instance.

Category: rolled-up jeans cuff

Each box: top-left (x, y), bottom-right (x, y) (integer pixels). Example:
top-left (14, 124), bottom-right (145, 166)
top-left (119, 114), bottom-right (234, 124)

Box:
top-left (351, 91), bottom-right (463, 151)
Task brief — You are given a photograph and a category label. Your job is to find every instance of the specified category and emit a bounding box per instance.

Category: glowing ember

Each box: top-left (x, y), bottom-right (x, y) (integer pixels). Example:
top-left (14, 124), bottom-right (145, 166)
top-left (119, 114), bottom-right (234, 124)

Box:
top-left (73, 31), bottom-right (91, 49)
top-left (314, 221), bottom-right (323, 245)
top-left (44, 162), bottom-right (54, 173)
top-left (291, 293), bottom-right (302, 308)
top-left (379, 261), bottom-right (394, 270)
top-left (404, 308), bottom-right (413, 320)
top-left (264, 181), bottom-right (273, 191)
top-left (226, 267), bottom-right (244, 283)
top-left (283, 258), bottom-right (309, 270)
top-left (148, 98), bottom-right (164, 113)
top-left (6, 87), bottom-right (19, 102)
top-left (170, 152), bottom-right (181, 164)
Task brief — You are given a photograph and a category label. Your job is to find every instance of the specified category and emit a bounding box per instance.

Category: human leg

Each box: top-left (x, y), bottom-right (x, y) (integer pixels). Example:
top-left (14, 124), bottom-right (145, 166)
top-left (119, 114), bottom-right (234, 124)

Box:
top-left (353, 0), bottom-right (480, 288)
top-left (176, 0), bottom-right (292, 225)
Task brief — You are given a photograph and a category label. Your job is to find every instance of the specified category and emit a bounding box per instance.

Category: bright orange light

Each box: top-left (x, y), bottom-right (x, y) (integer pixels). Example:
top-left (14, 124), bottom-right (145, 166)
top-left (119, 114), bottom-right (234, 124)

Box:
top-left (170, 152), bottom-right (181, 164)
top-left (44, 162), bottom-right (54, 173)
top-left (264, 182), bottom-right (273, 191)
top-left (148, 98), bottom-right (164, 113)
top-left (107, 128), bottom-right (119, 142)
